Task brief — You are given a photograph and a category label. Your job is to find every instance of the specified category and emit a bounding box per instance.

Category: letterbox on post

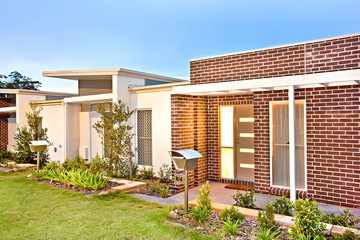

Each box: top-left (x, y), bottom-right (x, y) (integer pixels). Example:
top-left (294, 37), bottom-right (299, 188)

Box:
top-left (169, 149), bottom-right (203, 213)
top-left (29, 140), bottom-right (49, 172)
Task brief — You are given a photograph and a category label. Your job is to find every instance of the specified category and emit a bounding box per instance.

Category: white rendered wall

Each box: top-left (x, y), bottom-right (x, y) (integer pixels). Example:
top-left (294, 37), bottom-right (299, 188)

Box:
top-left (16, 94), bottom-right (46, 127)
top-left (41, 104), bottom-right (65, 162)
top-left (133, 90), bottom-right (172, 175)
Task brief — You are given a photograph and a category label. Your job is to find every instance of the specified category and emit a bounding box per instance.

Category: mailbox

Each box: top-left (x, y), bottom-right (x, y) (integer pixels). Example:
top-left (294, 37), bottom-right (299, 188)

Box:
top-left (169, 149), bottom-right (202, 213)
top-left (169, 149), bottom-right (202, 170)
top-left (29, 140), bottom-right (49, 172)
top-left (29, 140), bottom-right (48, 152)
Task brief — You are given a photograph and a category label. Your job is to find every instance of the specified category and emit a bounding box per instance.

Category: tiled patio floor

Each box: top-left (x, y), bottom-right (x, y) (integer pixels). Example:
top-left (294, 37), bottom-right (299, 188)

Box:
top-left (167, 182), bottom-right (360, 219)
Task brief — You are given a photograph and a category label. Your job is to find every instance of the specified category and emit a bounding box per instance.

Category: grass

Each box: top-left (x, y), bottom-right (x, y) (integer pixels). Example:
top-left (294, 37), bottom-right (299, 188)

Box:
top-left (0, 171), bottom-right (210, 240)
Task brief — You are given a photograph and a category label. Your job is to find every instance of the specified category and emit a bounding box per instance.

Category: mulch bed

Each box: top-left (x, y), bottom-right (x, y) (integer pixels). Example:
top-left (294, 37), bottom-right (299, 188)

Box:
top-left (30, 176), bottom-right (121, 195)
top-left (171, 210), bottom-right (290, 240)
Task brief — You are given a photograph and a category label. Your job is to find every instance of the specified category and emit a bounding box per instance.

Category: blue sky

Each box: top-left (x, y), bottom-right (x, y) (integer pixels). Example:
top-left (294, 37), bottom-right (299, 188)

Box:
top-left (1, 0), bottom-right (359, 93)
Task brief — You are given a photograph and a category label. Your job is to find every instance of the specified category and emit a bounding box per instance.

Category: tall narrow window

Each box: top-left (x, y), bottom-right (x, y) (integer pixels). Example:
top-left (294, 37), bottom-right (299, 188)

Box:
top-left (220, 106), bottom-right (234, 179)
top-left (137, 110), bottom-right (152, 166)
top-left (271, 101), bottom-right (305, 189)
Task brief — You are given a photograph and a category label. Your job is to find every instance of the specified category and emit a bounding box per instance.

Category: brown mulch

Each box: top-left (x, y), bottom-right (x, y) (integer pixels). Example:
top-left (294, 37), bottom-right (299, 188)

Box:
top-left (30, 177), bottom-right (121, 195)
top-left (171, 210), bottom-right (290, 240)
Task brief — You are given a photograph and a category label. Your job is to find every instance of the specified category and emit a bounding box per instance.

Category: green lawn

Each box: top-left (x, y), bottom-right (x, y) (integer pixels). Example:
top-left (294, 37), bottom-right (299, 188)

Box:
top-left (0, 171), bottom-right (209, 240)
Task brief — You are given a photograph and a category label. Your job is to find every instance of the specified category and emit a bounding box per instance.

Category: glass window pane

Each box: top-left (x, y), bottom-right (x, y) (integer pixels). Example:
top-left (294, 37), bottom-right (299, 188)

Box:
top-left (220, 106), bottom-right (233, 147)
top-left (221, 148), bottom-right (234, 179)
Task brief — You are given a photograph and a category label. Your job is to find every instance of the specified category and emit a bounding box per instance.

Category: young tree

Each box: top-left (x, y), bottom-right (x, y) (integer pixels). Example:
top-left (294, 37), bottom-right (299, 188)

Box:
top-left (93, 100), bottom-right (135, 178)
top-left (14, 104), bottom-right (50, 165)
top-left (0, 71), bottom-right (41, 90)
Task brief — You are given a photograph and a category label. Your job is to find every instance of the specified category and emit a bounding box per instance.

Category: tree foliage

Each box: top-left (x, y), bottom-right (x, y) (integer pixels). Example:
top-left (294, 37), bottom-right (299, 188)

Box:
top-left (0, 71), bottom-right (41, 90)
top-left (93, 100), bottom-right (134, 178)
top-left (13, 104), bottom-right (50, 165)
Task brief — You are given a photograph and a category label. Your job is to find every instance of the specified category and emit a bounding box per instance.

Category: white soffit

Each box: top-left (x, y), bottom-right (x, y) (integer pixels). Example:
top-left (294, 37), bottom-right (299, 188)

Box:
top-left (172, 69), bottom-right (360, 96)
top-left (0, 107), bottom-right (16, 113)
top-left (64, 93), bottom-right (113, 104)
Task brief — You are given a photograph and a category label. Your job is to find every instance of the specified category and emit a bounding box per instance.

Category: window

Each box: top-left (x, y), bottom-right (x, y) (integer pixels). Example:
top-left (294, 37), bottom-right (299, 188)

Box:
top-left (270, 101), bottom-right (306, 189)
top-left (137, 110), bottom-right (152, 166)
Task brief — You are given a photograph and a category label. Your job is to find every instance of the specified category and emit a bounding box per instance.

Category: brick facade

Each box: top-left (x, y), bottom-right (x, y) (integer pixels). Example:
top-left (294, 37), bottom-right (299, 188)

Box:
top-left (190, 35), bottom-right (360, 85)
top-left (0, 97), bottom-right (10, 152)
top-left (171, 34), bottom-right (360, 208)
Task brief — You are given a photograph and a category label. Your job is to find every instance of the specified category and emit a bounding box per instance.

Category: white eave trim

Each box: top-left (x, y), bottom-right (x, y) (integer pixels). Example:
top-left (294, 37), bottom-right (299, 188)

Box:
top-left (0, 106), bottom-right (16, 113)
top-left (64, 93), bottom-right (113, 104)
top-left (172, 70), bottom-right (360, 96)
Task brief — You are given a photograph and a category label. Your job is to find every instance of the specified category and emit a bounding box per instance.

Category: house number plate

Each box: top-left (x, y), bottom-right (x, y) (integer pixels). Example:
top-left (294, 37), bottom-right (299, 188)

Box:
top-left (174, 173), bottom-right (185, 184)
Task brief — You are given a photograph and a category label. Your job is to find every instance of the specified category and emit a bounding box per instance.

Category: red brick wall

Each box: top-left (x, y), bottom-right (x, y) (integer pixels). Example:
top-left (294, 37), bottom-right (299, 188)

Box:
top-left (0, 97), bottom-right (10, 152)
top-left (190, 35), bottom-right (360, 85)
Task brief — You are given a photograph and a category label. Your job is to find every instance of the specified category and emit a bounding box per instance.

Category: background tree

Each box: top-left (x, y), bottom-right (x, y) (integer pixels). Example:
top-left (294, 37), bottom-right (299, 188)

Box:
top-left (14, 104), bottom-right (50, 165)
top-left (0, 71), bottom-right (41, 90)
top-left (93, 100), bottom-right (134, 178)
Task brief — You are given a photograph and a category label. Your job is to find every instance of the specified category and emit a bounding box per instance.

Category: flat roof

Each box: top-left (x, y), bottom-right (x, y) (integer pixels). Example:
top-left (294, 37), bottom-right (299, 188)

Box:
top-left (43, 68), bottom-right (186, 83)
top-left (129, 81), bottom-right (189, 92)
top-left (191, 33), bottom-right (360, 62)
top-left (0, 89), bottom-right (76, 96)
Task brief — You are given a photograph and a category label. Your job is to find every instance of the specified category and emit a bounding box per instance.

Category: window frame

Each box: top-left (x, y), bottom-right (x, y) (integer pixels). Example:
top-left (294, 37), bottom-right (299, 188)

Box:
top-left (136, 108), bottom-right (153, 167)
top-left (269, 100), bottom-right (307, 191)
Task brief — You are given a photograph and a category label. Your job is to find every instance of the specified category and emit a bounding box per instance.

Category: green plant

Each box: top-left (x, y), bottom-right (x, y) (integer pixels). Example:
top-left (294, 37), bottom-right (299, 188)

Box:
top-left (321, 208), bottom-right (360, 229)
top-left (233, 189), bottom-right (255, 209)
top-left (158, 163), bottom-right (172, 182)
top-left (159, 186), bottom-right (170, 198)
top-left (13, 104), bottom-right (50, 166)
top-left (257, 202), bottom-right (279, 231)
top-left (219, 205), bottom-right (245, 222)
top-left (222, 216), bottom-right (242, 236)
top-left (93, 100), bottom-right (135, 178)
top-left (196, 181), bottom-right (212, 211)
top-left (0, 151), bottom-right (15, 160)
top-left (140, 167), bottom-right (154, 179)
top-left (332, 229), bottom-right (360, 240)
top-left (290, 198), bottom-right (326, 240)
top-left (272, 196), bottom-right (293, 216)
top-left (188, 205), bottom-right (211, 224)
top-left (45, 161), bottom-right (60, 171)
top-left (149, 181), bottom-right (160, 193)
top-left (31, 168), bottom-right (109, 190)
top-left (88, 154), bottom-right (105, 174)
top-left (256, 227), bottom-right (281, 240)
top-left (62, 155), bottom-right (87, 171)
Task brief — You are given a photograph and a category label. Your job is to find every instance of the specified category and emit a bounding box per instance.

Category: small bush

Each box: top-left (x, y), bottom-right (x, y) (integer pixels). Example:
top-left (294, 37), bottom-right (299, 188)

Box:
top-left (62, 155), bottom-right (87, 171)
top-left (219, 205), bottom-right (245, 222)
top-left (149, 181), bottom-right (160, 193)
top-left (290, 198), bottom-right (326, 240)
top-left (258, 202), bottom-right (279, 232)
top-left (88, 154), bottom-right (105, 174)
top-left (196, 181), bottom-right (212, 211)
top-left (140, 167), bottom-right (154, 179)
top-left (233, 189), bottom-right (256, 209)
top-left (256, 227), bottom-right (281, 240)
top-left (320, 208), bottom-right (360, 229)
top-left (332, 229), bottom-right (360, 240)
top-left (222, 217), bottom-right (242, 236)
top-left (158, 163), bottom-right (172, 182)
top-left (0, 151), bottom-right (15, 160)
top-left (159, 186), bottom-right (170, 198)
top-left (189, 205), bottom-right (211, 224)
top-left (272, 196), bottom-right (293, 216)
top-left (45, 161), bottom-right (60, 171)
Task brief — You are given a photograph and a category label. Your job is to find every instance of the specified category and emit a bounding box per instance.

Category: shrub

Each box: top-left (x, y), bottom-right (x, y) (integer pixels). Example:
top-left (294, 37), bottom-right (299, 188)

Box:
top-left (159, 186), bottom-right (170, 198)
top-left (188, 205), bottom-right (211, 224)
top-left (290, 198), bottom-right (326, 240)
top-left (222, 217), bottom-right (242, 236)
top-left (320, 208), bottom-right (360, 229)
top-left (0, 151), bottom-right (15, 160)
top-left (45, 161), bottom-right (60, 171)
top-left (88, 154), bottom-right (105, 174)
top-left (32, 168), bottom-right (109, 190)
top-left (257, 202), bottom-right (279, 231)
top-left (62, 155), bottom-right (87, 171)
top-left (332, 229), bottom-right (360, 240)
top-left (149, 181), bottom-right (160, 193)
top-left (219, 205), bottom-right (245, 222)
top-left (158, 163), bottom-right (172, 182)
top-left (272, 196), bottom-right (293, 216)
top-left (140, 167), bottom-right (154, 179)
top-left (233, 189), bottom-right (256, 209)
top-left (256, 227), bottom-right (281, 240)
top-left (196, 181), bottom-right (212, 211)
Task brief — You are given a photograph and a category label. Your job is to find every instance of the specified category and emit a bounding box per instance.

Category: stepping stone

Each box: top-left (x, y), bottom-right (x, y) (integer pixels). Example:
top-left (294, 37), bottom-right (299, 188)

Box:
top-left (109, 181), bottom-right (146, 194)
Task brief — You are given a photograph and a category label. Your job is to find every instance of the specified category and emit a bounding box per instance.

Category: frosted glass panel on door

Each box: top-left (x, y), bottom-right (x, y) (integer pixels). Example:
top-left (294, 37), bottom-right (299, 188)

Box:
top-left (220, 106), bottom-right (234, 147)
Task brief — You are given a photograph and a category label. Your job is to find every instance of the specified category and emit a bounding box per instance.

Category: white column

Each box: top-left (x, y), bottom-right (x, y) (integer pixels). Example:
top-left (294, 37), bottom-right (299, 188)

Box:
top-left (288, 85), bottom-right (296, 202)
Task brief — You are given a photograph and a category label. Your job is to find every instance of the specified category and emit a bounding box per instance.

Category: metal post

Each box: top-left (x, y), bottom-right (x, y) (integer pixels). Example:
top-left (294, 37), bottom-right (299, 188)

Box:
top-left (184, 170), bottom-right (188, 213)
top-left (288, 85), bottom-right (296, 202)
top-left (37, 152), bottom-right (40, 173)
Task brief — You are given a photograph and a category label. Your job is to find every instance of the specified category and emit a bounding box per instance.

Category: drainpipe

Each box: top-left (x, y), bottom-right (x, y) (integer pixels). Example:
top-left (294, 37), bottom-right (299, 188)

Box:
top-left (89, 104), bottom-right (93, 162)
top-left (288, 85), bottom-right (296, 202)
